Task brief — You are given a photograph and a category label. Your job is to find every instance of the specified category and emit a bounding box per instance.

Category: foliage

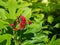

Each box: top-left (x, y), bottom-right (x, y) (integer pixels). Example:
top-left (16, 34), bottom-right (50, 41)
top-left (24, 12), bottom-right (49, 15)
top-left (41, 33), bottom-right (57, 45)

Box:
top-left (0, 0), bottom-right (60, 45)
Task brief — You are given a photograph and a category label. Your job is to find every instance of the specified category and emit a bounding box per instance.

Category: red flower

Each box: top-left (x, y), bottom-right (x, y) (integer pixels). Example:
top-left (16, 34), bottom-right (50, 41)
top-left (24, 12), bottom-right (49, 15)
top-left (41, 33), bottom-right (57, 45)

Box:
top-left (20, 15), bottom-right (26, 29)
top-left (28, 21), bottom-right (32, 25)
top-left (20, 15), bottom-right (26, 21)
top-left (10, 23), bottom-right (15, 27)
top-left (20, 22), bottom-right (25, 29)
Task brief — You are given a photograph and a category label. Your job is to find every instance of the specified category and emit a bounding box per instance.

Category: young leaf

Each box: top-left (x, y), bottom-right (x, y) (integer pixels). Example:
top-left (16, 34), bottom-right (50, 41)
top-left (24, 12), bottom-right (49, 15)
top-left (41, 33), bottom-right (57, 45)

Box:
top-left (53, 39), bottom-right (60, 45)
top-left (49, 35), bottom-right (56, 45)
top-left (47, 15), bottom-right (54, 24)
top-left (54, 23), bottom-right (60, 28)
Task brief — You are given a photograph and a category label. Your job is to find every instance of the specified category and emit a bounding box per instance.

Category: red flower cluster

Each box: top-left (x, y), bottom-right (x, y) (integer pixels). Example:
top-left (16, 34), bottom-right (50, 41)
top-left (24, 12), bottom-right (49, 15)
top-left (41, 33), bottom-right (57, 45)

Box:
top-left (20, 15), bottom-right (26, 29)
top-left (10, 15), bottom-right (32, 31)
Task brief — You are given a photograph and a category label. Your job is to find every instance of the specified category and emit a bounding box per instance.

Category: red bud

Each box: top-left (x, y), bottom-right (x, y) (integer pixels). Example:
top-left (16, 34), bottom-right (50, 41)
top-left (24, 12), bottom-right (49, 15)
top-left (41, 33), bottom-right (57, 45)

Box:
top-left (10, 23), bottom-right (15, 27)
top-left (28, 21), bottom-right (32, 25)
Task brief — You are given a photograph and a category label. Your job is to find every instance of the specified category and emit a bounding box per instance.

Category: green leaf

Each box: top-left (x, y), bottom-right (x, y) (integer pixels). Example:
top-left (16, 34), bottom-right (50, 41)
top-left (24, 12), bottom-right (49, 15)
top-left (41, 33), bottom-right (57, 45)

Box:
top-left (49, 35), bottom-right (56, 45)
top-left (53, 39), bottom-right (60, 45)
top-left (32, 0), bottom-right (38, 2)
top-left (0, 0), bottom-right (7, 8)
top-left (21, 40), bottom-right (35, 45)
top-left (47, 15), bottom-right (54, 24)
top-left (32, 34), bottom-right (48, 43)
top-left (0, 8), bottom-right (7, 20)
top-left (0, 34), bottom-right (12, 45)
top-left (7, 0), bottom-right (18, 19)
top-left (36, 43), bottom-right (45, 45)
top-left (18, 1), bottom-right (32, 8)
top-left (0, 20), bottom-right (9, 29)
top-left (16, 1), bottom-right (32, 17)
top-left (17, 0), bottom-right (23, 2)
top-left (16, 7), bottom-right (24, 17)
top-left (39, 14), bottom-right (44, 21)
top-left (24, 21), bottom-right (43, 34)
top-left (32, 8), bottom-right (41, 12)
top-left (22, 7), bottom-right (31, 20)
top-left (43, 30), bottom-right (52, 34)
top-left (54, 23), bottom-right (60, 28)
top-left (34, 14), bottom-right (44, 22)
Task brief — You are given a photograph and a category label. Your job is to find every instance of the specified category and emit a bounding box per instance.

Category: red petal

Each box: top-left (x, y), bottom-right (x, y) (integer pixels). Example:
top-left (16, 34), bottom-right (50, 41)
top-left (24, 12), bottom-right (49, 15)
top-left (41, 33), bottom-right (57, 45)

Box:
top-left (20, 15), bottom-right (26, 21)
top-left (10, 23), bottom-right (15, 27)
top-left (20, 22), bottom-right (25, 29)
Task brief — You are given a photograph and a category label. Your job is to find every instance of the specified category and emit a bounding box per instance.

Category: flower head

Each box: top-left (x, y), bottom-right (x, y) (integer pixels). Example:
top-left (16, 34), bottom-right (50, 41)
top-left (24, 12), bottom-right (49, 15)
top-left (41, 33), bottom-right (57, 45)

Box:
top-left (19, 15), bottom-right (26, 29)
top-left (20, 15), bottom-right (26, 21)
top-left (10, 23), bottom-right (15, 27)
top-left (20, 22), bottom-right (25, 29)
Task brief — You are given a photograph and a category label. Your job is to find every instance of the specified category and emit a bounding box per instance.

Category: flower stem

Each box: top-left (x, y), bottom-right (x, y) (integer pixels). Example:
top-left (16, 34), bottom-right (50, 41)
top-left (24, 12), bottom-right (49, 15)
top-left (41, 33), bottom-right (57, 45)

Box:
top-left (15, 40), bottom-right (19, 45)
top-left (13, 31), bottom-right (19, 45)
top-left (19, 30), bottom-right (22, 45)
